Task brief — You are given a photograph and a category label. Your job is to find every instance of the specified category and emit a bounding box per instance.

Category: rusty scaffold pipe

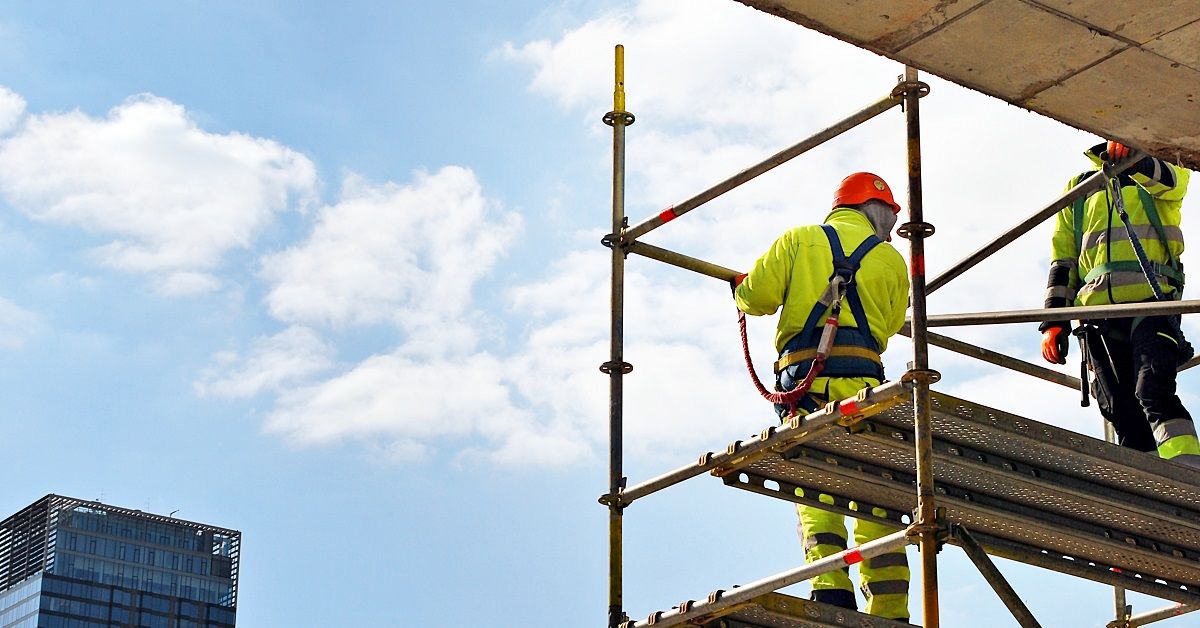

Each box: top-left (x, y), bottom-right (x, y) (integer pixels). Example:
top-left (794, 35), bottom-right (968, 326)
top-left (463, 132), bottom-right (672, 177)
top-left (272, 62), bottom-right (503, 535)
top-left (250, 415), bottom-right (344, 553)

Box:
top-left (620, 90), bottom-right (905, 244)
top-left (617, 380), bottom-right (912, 504)
top-left (621, 530), bottom-right (912, 628)
top-left (926, 152), bottom-right (1145, 295)
top-left (920, 299), bottom-right (1200, 327)
top-left (601, 43), bottom-right (635, 628)
top-left (897, 66), bottom-right (941, 628)
top-left (1125, 602), bottom-right (1198, 627)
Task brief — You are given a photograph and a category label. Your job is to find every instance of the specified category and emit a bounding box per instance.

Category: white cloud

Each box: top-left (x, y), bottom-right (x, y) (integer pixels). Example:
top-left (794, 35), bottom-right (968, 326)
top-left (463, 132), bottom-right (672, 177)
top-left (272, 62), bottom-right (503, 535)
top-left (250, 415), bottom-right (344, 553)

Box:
top-left (195, 326), bottom-right (334, 399)
top-left (261, 350), bottom-right (591, 466)
top-left (260, 167), bottom-right (520, 341)
top-left (0, 296), bottom-right (39, 349)
top-left (0, 85), bottom-right (25, 135)
top-left (204, 166), bottom-right (546, 465)
top-left (0, 93), bottom-right (318, 293)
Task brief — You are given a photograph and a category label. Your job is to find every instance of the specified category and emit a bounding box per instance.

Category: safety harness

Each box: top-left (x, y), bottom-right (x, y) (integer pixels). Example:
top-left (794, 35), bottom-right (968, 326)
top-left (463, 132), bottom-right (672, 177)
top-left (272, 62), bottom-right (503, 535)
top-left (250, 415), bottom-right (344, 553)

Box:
top-left (739, 225), bottom-right (885, 413)
top-left (1072, 171), bottom-right (1192, 406)
top-left (1072, 172), bottom-right (1184, 299)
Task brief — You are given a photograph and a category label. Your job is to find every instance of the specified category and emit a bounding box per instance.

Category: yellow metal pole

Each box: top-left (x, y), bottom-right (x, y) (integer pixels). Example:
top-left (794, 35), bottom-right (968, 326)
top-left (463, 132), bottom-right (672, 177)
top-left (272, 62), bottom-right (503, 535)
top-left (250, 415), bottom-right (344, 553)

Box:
top-left (614, 44), bottom-right (626, 112)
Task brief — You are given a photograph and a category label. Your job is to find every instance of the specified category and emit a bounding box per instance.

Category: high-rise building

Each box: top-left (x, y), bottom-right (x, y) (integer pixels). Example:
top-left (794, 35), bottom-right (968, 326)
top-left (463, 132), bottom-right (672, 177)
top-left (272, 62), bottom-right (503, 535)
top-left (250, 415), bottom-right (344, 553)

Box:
top-left (0, 495), bottom-right (240, 628)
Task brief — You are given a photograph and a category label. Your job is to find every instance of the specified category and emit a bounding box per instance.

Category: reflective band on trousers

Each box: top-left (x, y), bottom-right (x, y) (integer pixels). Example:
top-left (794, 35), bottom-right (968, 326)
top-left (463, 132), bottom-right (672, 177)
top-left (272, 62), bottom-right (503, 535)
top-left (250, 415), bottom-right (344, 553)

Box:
top-left (866, 552), bottom-right (909, 569)
top-left (1158, 434), bottom-right (1200, 460)
top-left (803, 532), bottom-right (848, 551)
top-left (862, 579), bottom-right (908, 597)
top-left (1154, 418), bottom-right (1198, 446)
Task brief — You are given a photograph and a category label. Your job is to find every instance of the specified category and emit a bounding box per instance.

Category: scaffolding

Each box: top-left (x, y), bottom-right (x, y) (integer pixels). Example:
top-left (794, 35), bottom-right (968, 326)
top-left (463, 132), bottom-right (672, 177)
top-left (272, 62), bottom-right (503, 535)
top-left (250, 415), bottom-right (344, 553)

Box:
top-left (600, 45), bottom-right (1200, 628)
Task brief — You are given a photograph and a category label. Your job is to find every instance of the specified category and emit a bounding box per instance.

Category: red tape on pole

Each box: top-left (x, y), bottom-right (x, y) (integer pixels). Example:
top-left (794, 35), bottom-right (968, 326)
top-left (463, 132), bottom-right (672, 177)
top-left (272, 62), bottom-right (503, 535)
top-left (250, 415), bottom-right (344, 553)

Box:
top-left (658, 207), bottom-right (678, 223)
top-left (843, 548), bottom-right (863, 565)
top-left (912, 254), bottom-right (925, 276)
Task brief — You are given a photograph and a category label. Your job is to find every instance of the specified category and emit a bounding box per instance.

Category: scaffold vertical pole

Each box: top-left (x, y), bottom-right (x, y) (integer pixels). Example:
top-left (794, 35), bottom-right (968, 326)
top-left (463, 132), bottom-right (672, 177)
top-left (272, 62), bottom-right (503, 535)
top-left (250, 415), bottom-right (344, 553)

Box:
top-left (602, 44), bottom-right (635, 628)
top-left (1104, 421), bottom-right (1131, 626)
top-left (901, 66), bottom-right (940, 628)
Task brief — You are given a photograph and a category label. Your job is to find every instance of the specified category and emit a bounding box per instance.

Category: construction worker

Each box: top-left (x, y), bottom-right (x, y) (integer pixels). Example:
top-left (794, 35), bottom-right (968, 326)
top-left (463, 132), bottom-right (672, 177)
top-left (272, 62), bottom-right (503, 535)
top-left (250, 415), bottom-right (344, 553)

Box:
top-left (1040, 141), bottom-right (1197, 465)
top-left (733, 173), bottom-right (911, 620)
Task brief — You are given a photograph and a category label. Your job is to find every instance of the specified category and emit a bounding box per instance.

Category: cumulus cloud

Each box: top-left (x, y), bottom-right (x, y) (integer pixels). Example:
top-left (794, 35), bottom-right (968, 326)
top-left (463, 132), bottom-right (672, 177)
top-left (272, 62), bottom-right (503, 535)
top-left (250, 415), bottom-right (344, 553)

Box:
top-left (260, 167), bottom-right (520, 341)
top-left (0, 86), bottom-right (25, 135)
top-left (204, 167), bottom-right (541, 464)
top-left (262, 350), bottom-right (591, 467)
top-left (0, 93), bottom-right (318, 294)
top-left (195, 326), bottom-right (335, 399)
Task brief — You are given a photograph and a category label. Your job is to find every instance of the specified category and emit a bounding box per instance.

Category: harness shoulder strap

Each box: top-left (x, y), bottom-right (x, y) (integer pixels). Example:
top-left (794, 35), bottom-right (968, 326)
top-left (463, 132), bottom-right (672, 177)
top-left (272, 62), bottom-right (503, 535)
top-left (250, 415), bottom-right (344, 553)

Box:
top-left (821, 225), bottom-right (883, 349)
top-left (1137, 186), bottom-right (1179, 270)
top-left (796, 225), bottom-right (882, 347)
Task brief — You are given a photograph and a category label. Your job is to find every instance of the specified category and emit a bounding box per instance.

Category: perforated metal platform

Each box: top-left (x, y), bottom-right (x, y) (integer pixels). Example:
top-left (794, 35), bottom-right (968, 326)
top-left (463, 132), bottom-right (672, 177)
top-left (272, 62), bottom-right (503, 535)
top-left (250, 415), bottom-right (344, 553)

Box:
top-left (693, 592), bottom-right (913, 628)
top-left (721, 390), bottom-right (1200, 604)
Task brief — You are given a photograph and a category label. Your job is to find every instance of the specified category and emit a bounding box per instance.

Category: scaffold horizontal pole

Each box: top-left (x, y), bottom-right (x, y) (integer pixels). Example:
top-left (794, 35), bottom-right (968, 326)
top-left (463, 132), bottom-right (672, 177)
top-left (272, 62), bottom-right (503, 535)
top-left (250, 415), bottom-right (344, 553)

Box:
top-left (919, 300), bottom-right (1200, 327)
top-left (966, 531), bottom-right (1200, 606)
top-left (926, 152), bottom-right (1144, 295)
top-left (623, 529), bottom-right (911, 628)
top-left (621, 91), bottom-right (905, 244)
top-left (899, 326), bottom-right (1080, 389)
top-left (625, 241), bottom-right (739, 281)
top-left (1126, 602), bottom-right (1197, 627)
top-left (611, 379), bottom-right (911, 505)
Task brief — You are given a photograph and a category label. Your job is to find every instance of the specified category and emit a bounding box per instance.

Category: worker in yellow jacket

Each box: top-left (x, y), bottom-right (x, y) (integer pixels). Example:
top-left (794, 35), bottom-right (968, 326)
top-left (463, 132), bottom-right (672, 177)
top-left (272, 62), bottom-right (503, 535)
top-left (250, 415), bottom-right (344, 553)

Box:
top-left (734, 172), bottom-right (911, 620)
top-left (1040, 141), bottom-right (1197, 465)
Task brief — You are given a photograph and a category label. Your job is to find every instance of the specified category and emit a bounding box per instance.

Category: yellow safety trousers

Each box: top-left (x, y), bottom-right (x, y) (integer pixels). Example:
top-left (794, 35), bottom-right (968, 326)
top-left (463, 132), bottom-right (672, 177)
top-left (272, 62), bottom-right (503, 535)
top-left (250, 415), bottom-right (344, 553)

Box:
top-left (796, 378), bottom-right (910, 621)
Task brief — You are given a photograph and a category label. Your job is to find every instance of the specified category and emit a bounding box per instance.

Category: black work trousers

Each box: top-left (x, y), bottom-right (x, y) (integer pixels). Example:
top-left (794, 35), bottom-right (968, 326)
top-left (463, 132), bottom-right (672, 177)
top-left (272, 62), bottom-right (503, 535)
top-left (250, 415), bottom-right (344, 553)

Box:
top-left (1082, 315), bottom-right (1191, 452)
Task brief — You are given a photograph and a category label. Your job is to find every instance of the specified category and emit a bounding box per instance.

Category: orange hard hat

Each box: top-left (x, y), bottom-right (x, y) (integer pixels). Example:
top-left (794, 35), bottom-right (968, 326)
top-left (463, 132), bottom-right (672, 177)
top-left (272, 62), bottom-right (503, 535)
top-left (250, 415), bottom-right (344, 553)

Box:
top-left (832, 172), bottom-right (901, 214)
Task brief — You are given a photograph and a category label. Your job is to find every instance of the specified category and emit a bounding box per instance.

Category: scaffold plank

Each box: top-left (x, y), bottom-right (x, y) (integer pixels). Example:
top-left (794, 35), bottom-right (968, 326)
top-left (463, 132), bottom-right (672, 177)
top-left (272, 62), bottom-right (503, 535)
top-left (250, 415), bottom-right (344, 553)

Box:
top-left (720, 390), bottom-right (1200, 604)
top-left (666, 592), bottom-right (915, 628)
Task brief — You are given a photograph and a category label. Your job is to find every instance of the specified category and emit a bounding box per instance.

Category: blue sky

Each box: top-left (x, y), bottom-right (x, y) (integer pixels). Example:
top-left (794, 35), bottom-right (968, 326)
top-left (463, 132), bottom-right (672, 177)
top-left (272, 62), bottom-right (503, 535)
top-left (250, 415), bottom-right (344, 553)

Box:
top-left (0, 1), bottom-right (1196, 626)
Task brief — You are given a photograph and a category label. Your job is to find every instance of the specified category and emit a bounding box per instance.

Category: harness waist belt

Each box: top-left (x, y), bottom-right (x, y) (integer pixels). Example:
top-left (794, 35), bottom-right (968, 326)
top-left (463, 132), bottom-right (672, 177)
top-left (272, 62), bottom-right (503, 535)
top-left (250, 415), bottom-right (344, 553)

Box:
top-left (774, 345), bottom-right (882, 374)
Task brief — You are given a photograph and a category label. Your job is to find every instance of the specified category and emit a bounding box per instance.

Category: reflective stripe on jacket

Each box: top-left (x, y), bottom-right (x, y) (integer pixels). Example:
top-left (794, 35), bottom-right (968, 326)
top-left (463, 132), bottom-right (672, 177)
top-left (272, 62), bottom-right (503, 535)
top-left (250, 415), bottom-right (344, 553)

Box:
top-left (1047, 146), bottom-right (1190, 307)
top-left (735, 208), bottom-right (910, 353)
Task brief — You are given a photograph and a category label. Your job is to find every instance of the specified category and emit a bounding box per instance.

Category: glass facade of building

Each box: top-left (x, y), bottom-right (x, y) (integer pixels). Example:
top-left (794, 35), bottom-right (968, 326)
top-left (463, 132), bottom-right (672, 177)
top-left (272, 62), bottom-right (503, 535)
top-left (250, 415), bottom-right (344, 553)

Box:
top-left (0, 496), bottom-right (239, 628)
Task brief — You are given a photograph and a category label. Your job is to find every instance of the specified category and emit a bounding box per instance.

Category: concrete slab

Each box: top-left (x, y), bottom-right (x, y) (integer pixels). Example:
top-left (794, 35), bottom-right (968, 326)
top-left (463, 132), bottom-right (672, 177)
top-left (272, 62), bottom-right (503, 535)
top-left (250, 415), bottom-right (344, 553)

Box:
top-left (735, 0), bottom-right (1200, 169)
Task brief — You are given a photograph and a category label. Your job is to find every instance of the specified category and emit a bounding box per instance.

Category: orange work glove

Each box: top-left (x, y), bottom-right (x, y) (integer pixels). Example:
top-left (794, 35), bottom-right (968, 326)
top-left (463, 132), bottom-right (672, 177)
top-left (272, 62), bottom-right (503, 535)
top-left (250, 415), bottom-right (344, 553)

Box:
top-left (1041, 326), bottom-right (1069, 364)
top-left (1106, 140), bottom-right (1130, 162)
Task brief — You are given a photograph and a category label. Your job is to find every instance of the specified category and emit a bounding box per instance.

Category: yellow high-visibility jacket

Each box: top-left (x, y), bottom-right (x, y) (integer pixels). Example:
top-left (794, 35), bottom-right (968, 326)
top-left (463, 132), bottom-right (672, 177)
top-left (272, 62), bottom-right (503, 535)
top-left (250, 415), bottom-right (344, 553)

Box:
top-left (1046, 146), bottom-right (1190, 308)
top-left (735, 208), bottom-right (910, 354)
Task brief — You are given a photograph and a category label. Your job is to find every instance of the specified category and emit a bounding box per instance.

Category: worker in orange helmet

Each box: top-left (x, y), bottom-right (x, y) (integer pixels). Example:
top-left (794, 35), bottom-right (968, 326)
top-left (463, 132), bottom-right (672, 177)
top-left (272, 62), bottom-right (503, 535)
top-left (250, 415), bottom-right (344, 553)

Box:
top-left (733, 173), bottom-right (911, 620)
top-left (1041, 140), bottom-right (1196, 464)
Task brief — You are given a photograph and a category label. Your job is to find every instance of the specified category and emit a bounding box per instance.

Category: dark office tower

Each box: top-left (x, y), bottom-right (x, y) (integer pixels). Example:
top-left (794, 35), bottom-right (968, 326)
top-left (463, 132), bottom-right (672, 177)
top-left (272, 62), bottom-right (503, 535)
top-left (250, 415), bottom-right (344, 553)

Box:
top-left (0, 495), bottom-right (240, 628)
